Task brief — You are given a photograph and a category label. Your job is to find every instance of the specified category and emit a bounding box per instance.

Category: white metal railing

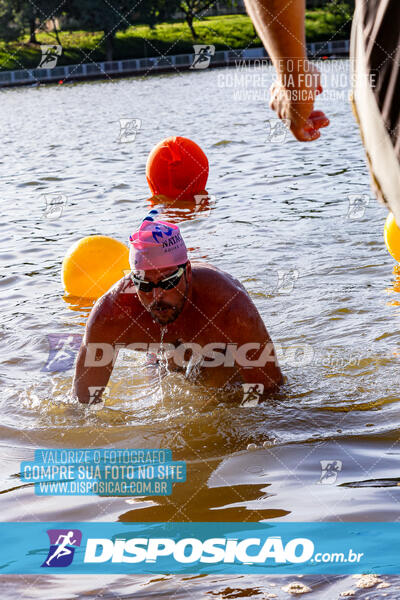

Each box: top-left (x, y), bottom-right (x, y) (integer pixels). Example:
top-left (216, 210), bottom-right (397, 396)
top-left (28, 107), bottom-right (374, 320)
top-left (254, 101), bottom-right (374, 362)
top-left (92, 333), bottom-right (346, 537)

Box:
top-left (0, 40), bottom-right (349, 87)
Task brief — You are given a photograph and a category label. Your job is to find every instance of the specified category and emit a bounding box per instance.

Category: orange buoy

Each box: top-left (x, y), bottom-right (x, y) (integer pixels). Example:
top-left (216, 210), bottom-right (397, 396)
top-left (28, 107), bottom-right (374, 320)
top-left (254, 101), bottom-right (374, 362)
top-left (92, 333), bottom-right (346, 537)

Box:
top-left (146, 136), bottom-right (209, 200)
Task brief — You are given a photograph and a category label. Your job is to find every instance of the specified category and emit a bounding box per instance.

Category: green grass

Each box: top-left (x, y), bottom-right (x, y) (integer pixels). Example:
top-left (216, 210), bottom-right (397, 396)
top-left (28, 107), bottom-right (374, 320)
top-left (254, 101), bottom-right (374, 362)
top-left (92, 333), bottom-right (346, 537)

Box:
top-left (0, 6), bottom-right (353, 72)
top-left (305, 3), bottom-right (353, 42)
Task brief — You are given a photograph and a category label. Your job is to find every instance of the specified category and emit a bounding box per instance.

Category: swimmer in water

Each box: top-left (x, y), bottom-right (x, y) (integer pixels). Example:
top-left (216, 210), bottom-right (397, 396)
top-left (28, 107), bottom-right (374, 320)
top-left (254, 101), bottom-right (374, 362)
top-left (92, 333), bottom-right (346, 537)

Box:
top-left (73, 218), bottom-right (283, 404)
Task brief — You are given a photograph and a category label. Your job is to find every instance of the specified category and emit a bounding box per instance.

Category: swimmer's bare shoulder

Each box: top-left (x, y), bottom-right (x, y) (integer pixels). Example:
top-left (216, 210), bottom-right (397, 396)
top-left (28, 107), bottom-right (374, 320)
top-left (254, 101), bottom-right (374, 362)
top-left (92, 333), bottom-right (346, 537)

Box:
top-left (190, 261), bottom-right (283, 392)
top-left (87, 275), bottom-right (153, 338)
top-left (190, 261), bottom-right (257, 313)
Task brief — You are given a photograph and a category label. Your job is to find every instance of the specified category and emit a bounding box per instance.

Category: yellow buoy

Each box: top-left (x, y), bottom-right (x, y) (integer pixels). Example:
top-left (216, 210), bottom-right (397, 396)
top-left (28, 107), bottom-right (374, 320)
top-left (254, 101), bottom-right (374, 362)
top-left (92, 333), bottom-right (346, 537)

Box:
top-left (384, 213), bottom-right (400, 262)
top-left (62, 235), bottom-right (130, 298)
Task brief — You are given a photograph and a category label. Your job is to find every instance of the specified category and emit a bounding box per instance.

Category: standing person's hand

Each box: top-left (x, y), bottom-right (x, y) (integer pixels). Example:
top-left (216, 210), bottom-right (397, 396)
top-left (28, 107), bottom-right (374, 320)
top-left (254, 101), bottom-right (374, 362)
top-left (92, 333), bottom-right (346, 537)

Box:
top-left (269, 62), bottom-right (329, 141)
top-left (244, 0), bottom-right (330, 142)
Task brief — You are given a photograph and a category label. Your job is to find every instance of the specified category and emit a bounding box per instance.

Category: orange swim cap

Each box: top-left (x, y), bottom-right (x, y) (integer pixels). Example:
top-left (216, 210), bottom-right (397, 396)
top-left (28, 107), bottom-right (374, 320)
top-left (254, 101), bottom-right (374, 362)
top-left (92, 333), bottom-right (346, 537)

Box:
top-left (146, 136), bottom-right (209, 200)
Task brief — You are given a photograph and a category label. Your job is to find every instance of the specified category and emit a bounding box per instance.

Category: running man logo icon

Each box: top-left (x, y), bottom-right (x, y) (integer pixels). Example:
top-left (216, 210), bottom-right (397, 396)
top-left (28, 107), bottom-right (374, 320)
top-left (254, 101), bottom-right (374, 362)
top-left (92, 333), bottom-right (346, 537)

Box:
top-left (121, 269), bottom-right (138, 294)
top-left (42, 529), bottom-right (82, 567)
top-left (88, 386), bottom-right (106, 406)
top-left (241, 383), bottom-right (264, 407)
top-left (346, 194), bottom-right (370, 220)
top-left (42, 334), bottom-right (82, 372)
top-left (43, 194), bottom-right (67, 220)
top-left (190, 45), bottom-right (215, 69)
top-left (274, 269), bottom-right (299, 294)
top-left (319, 460), bottom-right (342, 484)
top-left (193, 194), bottom-right (215, 217)
top-left (38, 45), bottom-right (62, 69)
top-left (118, 118), bottom-right (141, 143)
top-left (267, 119), bottom-right (291, 143)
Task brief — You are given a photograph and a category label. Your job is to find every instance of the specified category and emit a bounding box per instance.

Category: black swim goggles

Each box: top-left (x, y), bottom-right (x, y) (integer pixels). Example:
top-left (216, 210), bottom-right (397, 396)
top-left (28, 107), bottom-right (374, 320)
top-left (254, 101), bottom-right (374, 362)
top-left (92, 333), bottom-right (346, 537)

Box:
top-left (131, 263), bottom-right (187, 293)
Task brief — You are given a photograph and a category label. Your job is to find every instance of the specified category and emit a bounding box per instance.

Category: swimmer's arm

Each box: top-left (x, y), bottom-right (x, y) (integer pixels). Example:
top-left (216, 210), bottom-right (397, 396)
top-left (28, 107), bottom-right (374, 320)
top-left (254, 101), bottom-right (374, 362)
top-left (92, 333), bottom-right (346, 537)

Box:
top-left (239, 348), bottom-right (283, 394)
top-left (228, 298), bottom-right (283, 393)
top-left (72, 299), bottom-right (120, 404)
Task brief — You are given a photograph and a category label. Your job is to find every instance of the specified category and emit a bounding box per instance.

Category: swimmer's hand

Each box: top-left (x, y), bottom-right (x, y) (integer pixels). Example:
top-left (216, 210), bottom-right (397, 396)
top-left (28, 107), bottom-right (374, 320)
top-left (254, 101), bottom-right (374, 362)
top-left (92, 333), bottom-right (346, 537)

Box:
top-left (269, 63), bottom-right (329, 142)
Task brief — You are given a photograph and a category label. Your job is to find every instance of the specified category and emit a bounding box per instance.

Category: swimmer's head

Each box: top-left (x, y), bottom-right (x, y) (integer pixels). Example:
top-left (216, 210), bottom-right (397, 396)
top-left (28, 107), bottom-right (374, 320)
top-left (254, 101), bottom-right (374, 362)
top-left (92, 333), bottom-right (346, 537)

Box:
top-left (146, 136), bottom-right (209, 201)
top-left (129, 219), bottom-right (191, 324)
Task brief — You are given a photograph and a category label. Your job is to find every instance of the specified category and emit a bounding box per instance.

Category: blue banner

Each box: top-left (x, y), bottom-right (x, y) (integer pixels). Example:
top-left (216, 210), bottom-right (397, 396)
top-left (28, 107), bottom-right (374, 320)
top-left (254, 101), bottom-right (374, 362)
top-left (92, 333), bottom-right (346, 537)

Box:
top-left (0, 522), bottom-right (398, 574)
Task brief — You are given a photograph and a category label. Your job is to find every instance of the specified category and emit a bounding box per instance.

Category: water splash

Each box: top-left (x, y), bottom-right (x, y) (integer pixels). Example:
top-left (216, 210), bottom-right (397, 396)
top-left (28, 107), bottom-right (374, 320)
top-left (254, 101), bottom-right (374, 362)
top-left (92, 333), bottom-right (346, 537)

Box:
top-left (184, 348), bottom-right (203, 380)
top-left (155, 326), bottom-right (170, 404)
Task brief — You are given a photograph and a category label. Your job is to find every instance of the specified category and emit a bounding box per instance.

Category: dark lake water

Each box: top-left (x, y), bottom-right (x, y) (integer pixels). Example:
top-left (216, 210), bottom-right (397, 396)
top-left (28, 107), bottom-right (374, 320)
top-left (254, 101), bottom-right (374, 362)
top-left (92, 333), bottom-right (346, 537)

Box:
top-left (1, 59), bottom-right (400, 598)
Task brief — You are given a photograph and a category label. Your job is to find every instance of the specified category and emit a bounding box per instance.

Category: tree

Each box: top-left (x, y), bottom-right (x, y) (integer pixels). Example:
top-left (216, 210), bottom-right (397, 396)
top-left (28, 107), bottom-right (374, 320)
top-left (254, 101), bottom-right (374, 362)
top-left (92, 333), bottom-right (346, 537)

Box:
top-left (179, 0), bottom-right (218, 39)
top-left (69, 0), bottom-right (134, 61)
top-left (18, 1), bottom-right (38, 44)
top-left (0, 0), bottom-right (24, 42)
top-left (136, 0), bottom-right (179, 30)
top-left (15, 0), bottom-right (69, 44)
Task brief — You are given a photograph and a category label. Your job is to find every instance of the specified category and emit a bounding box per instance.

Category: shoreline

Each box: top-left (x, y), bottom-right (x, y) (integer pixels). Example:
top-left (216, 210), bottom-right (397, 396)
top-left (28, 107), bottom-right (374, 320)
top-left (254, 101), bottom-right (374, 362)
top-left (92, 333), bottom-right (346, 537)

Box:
top-left (0, 40), bottom-right (349, 89)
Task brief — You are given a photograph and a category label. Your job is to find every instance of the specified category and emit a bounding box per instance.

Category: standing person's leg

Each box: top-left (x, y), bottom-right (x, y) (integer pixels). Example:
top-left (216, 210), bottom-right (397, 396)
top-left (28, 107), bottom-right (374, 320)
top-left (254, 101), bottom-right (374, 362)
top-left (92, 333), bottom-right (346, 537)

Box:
top-left (351, 0), bottom-right (400, 222)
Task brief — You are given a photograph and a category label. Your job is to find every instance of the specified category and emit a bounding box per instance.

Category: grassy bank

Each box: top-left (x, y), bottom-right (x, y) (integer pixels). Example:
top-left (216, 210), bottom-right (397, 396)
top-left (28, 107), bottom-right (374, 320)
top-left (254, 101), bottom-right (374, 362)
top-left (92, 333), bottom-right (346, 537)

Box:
top-left (0, 6), bottom-right (353, 71)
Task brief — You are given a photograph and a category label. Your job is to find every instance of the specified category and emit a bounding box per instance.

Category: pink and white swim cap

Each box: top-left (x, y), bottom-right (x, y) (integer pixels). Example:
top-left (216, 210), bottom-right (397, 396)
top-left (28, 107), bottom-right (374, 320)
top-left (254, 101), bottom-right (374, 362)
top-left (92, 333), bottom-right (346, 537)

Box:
top-left (129, 219), bottom-right (188, 271)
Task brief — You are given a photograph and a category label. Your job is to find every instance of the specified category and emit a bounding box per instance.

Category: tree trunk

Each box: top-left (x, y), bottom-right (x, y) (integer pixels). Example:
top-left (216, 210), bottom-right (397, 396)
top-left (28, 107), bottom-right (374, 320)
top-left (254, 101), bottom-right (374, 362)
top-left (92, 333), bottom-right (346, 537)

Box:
top-left (105, 32), bottom-right (114, 61)
top-left (52, 18), bottom-right (62, 46)
top-left (29, 18), bottom-right (37, 44)
top-left (149, 9), bottom-right (156, 29)
top-left (186, 14), bottom-right (197, 39)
